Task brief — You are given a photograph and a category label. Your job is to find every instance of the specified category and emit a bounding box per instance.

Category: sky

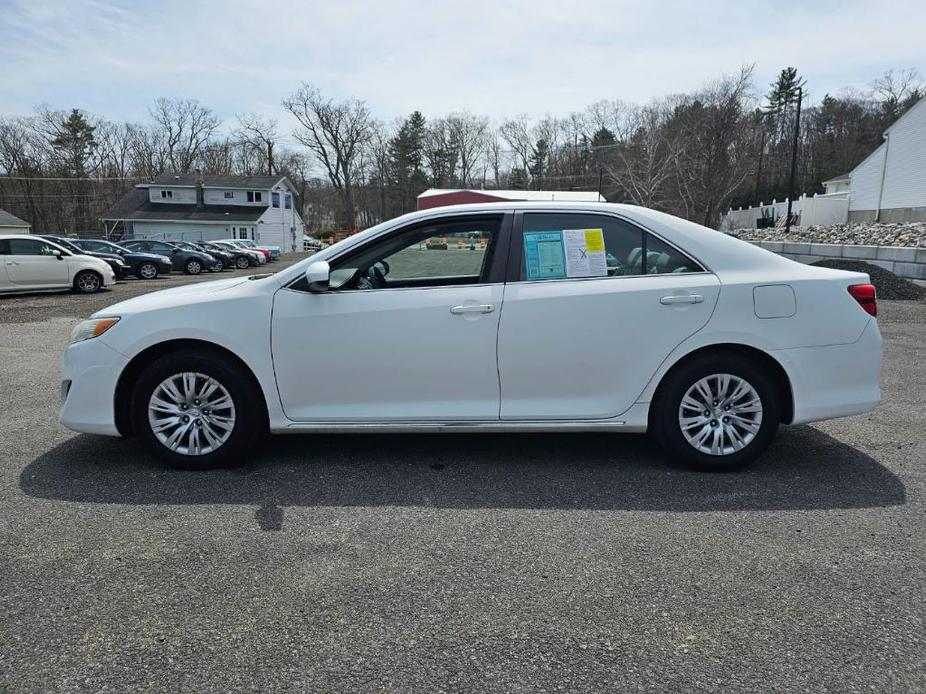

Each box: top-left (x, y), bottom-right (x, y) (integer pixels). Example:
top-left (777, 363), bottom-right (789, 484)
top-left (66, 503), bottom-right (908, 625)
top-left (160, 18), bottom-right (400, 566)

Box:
top-left (1, 0), bottom-right (924, 132)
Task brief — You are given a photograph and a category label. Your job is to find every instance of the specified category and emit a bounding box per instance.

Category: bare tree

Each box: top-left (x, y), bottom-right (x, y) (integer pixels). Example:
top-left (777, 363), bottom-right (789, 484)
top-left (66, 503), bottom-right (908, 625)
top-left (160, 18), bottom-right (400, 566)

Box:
top-left (236, 113), bottom-right (279, 175)
top-left (870, 68), bottom-right (924, 119)
top-left (499, 115), bottom-right (533, 173)
top-left (446, 111), bottom-right (488, 186)
top-left (149, 97), bottom-right (221, 173)
top-left (283, 84), bottom-right (373, 229)
top-left (605, 103), bottom-right (678, 208)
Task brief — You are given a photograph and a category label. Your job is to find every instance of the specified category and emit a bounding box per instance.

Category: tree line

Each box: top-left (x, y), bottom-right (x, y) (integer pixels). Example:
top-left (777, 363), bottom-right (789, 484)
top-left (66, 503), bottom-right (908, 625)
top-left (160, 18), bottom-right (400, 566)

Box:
top-left (0, 67), bottom-right (921, 235)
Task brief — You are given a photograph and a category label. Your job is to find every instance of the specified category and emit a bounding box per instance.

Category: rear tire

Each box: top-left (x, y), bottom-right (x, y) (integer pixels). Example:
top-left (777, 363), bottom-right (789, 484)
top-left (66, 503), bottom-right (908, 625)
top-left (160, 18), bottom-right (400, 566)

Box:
top-left (130, 350), bottom-right (264, 469)
top-left (73, 270), bottom-right (103, 294)
top-left (137, 262), bottom-right (159, 280)
top-left (651, 352), bottom-right (779, 472)
top-left (235, 255), bottom-right (250, 269)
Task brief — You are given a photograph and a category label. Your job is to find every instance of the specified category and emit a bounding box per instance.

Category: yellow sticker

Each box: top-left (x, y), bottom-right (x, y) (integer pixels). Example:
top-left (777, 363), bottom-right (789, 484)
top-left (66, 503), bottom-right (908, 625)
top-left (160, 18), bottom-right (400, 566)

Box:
top-left (584, 228), bottom-right (605, 252)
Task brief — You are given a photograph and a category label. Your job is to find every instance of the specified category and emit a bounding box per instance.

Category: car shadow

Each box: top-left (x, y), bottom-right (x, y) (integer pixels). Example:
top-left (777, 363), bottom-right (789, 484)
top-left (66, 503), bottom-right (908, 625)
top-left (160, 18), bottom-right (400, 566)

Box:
top-left (21, 425), bottom-right (904, 516)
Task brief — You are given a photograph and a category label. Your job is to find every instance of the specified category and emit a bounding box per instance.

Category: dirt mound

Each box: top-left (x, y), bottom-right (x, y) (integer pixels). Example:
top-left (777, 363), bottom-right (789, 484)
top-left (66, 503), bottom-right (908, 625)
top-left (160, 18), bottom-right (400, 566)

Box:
top-left (811, 259), bottom-right (925, 300)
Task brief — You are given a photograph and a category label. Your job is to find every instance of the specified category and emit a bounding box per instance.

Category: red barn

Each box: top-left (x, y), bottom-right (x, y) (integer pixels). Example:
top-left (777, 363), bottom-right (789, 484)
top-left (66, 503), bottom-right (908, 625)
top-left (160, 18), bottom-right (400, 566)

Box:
top-left (417, 188), bottom-right (605, 210)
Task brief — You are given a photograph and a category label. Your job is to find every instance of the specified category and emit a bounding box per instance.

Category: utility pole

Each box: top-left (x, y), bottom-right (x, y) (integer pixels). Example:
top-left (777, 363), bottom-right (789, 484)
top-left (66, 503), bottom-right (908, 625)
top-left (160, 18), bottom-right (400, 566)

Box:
top-left (785, 86), bottom-right (802, 234)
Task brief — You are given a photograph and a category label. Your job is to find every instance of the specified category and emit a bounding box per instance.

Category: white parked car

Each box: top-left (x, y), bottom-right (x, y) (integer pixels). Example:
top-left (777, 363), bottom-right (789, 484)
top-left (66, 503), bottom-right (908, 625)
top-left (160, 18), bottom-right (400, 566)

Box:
top-left (59, 203), bottom-right (881, 471)
top-left (1, 234), bottom-right (116, 294)
top-left (211, 240), bottom-right (266, 265)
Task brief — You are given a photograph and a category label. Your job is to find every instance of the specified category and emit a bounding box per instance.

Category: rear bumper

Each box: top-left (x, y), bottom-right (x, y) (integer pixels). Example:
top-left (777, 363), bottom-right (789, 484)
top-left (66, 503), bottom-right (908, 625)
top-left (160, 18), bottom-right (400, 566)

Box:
top-left (772, 319), bottom-right (882, 425)
top-left (59, 338), bottom-right (126, 436)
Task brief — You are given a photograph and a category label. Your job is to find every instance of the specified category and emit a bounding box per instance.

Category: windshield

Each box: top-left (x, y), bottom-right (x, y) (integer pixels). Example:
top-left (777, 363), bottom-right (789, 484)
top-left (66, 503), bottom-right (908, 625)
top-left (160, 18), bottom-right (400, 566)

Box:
top-left (50, 237), bottom-right (81, 253)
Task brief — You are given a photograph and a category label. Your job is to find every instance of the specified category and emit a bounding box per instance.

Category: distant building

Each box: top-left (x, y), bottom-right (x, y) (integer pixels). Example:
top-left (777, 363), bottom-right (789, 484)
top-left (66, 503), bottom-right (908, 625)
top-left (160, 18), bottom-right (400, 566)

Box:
top-left (417, 188), bottom-right (606, 211)
top-left (101, 173), bottom-right (304, 251)
top-left (0, 208), bottom-right (30, 234)
top-left (821, 175), bottom-right (850, 196)
top-left (847, 95), bottom-right (926, 222)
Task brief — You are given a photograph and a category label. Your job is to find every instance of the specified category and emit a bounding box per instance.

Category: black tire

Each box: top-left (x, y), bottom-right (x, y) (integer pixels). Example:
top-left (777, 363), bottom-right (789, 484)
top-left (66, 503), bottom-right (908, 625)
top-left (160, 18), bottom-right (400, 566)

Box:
top-left (137, 262), bottom-right (159, 280)
top-left (235, 255), bottom-right (250, 269)
top-left (184, 259), bottom-right (202, 275)
top-left (208, 260), bottom-right (223, 272)
top-left (130, 349), bottom-right (265, 470)
top-left (650, 352), bottom-right (780, 472)
top-left (73, 270), bottom-right (103, 294)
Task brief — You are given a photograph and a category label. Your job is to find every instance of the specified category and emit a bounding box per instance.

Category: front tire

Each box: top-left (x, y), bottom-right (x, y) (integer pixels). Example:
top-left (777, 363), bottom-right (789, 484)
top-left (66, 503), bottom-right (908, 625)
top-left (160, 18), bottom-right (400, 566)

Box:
top-left (130, 350), bottom-right (264, 469)
top-left (651, 352), bottom-right (780, 471)
top-left (184, 259), bottom-right (202, 275)
top-left (235, 255), bottom-right (250, 269)
top-left (73, 270), bottom-right (103, 294)
top-left (137, 262), bottom-right (159, 280)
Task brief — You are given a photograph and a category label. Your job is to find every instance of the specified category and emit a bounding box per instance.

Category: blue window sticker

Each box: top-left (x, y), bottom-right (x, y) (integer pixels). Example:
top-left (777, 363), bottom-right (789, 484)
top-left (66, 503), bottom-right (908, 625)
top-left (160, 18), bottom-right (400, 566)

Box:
top-left (524, 231), bottom-right (566, 280)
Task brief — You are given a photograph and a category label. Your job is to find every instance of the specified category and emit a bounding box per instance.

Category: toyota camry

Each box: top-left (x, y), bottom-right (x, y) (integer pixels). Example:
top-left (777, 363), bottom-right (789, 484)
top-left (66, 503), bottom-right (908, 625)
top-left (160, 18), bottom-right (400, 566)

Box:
top-left (59, 202), bottom-right (881, 471)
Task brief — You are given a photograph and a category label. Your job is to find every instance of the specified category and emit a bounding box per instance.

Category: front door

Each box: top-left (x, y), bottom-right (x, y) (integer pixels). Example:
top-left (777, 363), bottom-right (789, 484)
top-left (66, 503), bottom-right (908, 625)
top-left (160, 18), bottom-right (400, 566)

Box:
top-left (497, 211), bottom-right (721, 420)
top-left (3, 238), bottom-right (70, 287)
top-left (271, 214), bottom-right (508, 421)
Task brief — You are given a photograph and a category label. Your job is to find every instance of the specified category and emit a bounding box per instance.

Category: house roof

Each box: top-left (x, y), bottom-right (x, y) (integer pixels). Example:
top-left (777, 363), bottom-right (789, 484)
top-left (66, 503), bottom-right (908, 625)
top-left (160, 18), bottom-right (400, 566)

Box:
top-left (144, 173), bottom-right (291, 190)
top-left (101, 187), bottom-right (265, 223)
top-left (822, 174), bottom-right (850, 184)
top-left (418, 188), bottom-right (606, 202)
top-left (0, 207), bottom-right (30, 228)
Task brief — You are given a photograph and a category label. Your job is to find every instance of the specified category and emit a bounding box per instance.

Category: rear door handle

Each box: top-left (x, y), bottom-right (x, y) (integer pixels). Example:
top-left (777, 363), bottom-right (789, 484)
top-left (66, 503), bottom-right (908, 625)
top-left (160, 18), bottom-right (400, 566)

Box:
top-left (660, 294), bottom-right (703, 305)
top-left (450, 304), bottom-right (495, 315)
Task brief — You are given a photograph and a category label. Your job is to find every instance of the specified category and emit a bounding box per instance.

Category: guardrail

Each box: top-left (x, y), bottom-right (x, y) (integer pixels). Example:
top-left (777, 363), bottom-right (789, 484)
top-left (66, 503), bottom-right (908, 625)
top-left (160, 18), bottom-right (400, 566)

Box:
top-left (747, 240), bottom-right (926, 280)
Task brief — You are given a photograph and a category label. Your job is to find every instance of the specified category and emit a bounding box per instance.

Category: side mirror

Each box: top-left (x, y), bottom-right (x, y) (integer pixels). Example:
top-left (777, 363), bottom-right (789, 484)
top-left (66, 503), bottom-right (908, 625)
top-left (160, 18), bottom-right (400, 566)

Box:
top-left (52, 249), bottom-right (64, 260)
top-left (305, 260), bottom-right (330, 293)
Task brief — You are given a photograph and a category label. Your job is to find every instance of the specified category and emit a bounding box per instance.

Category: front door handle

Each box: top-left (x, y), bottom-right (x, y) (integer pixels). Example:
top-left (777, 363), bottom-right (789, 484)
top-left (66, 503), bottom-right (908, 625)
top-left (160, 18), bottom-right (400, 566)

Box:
top-left (450, 304), bottom-right (495, 315)
top-left (660, 294), bottom-right (703, 305)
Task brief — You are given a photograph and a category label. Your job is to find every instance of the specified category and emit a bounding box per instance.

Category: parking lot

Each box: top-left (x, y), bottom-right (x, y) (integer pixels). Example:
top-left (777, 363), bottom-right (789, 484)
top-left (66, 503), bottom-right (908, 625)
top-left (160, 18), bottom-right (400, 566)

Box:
top-left (1, 266), bottom-right (925, 692)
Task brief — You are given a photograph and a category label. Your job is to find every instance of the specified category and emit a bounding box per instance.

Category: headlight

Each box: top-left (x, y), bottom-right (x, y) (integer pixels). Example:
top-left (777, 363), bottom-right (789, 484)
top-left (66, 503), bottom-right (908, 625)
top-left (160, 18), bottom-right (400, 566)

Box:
top-left (69, 317), bottom-right (120, 344)
top-left (114, 258), bottom-right (126, 266)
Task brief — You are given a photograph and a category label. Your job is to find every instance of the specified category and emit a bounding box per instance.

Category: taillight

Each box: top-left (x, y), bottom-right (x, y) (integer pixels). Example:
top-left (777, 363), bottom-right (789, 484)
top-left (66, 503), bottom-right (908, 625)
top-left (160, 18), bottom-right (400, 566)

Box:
top-left (848, 283), bottom-right (877, 317)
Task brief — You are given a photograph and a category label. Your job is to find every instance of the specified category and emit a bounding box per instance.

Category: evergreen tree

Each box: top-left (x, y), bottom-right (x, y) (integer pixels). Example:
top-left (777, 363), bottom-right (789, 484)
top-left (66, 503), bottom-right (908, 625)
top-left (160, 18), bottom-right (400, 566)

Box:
top-left (528, 138), bottom-right (549, 189)
top-left (388, 110), bottom-right (427, 213)
top-left (51, 108), bottom-right (97, 176)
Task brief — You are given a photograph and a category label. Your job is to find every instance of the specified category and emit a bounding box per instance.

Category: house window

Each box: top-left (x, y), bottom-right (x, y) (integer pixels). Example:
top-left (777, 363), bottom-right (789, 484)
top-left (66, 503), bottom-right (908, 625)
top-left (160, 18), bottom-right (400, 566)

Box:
top-left (224, 191), bottom-right (234, 199)
top-left (284, 194), bottom-right (292, 209)
top-left (247, 191), bottom-right (263, 203)
top-left (160, 190), bottom-right (173, 199)
top-left (272, 192), bottom-right (280, 208)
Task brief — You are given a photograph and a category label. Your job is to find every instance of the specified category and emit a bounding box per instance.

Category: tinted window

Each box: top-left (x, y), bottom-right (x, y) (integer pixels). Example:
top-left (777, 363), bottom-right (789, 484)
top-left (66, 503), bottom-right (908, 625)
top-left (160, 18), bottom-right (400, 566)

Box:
top-left (518, 213), bottom-right (701, 280)
top-left (8, 238), bottom-right (59, 256)
top-left (149, 242), bottom-right (174, 252)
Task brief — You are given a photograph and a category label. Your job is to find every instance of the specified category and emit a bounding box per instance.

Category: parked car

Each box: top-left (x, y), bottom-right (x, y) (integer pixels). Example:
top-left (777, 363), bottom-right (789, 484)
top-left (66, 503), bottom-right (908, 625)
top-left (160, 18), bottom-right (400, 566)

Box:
top-left (211, 240), bottom-right (266, 265)
top-left (71, 238), bottom-right (172, 280)
top-left (59, 202), bottom-right (882, 471)
top-left (303, 235), bottom-right (322, 251)
top-left (193, 241), bottom-right (253, 270)
top-left (38, 235), bottom-right (129, 280)
top-left (235, 238), bottom-right (281, 260)
top-left (121, 239), bottom-right (216, 275)
top-left (217, 239), bottom-right (272, 262)
top-left (1, 234), bottom-right (115, 294)
top-left (169, 241), bottom-right (224, 272)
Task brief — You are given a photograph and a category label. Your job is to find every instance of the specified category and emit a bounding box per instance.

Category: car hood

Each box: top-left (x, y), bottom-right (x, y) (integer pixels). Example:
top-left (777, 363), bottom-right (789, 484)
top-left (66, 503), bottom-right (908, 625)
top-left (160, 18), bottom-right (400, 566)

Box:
top-left (85, 251), bottom-right (123, 262)
top-left (94, 276), bottom-right (252, 317)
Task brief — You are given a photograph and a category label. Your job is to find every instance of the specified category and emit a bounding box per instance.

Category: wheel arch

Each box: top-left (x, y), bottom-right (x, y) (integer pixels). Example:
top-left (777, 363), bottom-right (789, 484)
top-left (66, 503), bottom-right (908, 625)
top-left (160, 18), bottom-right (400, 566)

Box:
top-left (648, 343), bottom-right (794, 426)
top-left (114, 338), bottom-right (269, 437)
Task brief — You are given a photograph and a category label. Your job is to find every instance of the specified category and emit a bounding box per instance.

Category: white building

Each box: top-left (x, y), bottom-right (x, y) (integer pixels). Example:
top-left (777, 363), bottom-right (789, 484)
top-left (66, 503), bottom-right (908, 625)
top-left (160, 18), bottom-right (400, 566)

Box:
top-left (102, 174), bottom-right (304, 251)
top-left (848, 96), bottom-right (926, 222)
top-left (0, 207), bottom-right (30, 234)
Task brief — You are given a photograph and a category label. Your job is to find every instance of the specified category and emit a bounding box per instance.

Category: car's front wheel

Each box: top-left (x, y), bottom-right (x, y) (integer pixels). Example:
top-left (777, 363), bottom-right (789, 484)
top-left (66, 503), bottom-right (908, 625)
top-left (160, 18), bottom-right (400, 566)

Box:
top-left (130, 350), bottom-right (264, 469)
top-left (651, 352), bottom-right (780, 471)
top-left (73, 270), bottom-right (103, 294)
top-left (137, 262), bottom-right (159, 280)
top-left (235, 255), bottom-right (250, 269)
top-left (184, 259), bottom-right (202, 275)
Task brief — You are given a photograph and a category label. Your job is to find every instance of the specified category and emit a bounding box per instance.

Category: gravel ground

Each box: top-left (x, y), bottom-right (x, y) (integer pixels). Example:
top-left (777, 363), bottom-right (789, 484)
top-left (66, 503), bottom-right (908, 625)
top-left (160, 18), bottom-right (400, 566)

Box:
top-left (811, 260), bottom-right (926, 300)
top-left (1, 272), bottom-right (925, 692)
top-left (726, 222), bottom-right (926, 247)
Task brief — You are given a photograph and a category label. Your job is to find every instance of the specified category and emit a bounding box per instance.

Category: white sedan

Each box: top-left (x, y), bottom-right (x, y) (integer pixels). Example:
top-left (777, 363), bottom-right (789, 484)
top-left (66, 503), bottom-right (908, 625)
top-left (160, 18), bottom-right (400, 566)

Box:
top-left (59, 203), bottom-right (881, 471)
top-left (1, 234), bottom-right (116, 294)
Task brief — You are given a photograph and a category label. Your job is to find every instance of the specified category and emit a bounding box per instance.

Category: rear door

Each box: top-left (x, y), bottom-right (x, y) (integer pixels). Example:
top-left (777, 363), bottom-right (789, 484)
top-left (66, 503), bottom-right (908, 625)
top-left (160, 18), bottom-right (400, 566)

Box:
top-left (497, 211), bottom-right (720, 420)
top-left (3, 238), bottom-right (70, 288)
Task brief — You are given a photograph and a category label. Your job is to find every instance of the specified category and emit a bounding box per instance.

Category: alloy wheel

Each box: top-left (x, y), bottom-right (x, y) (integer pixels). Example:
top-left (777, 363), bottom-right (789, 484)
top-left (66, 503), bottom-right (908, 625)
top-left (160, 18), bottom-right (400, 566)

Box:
top-left (147, 372), bottom-right (236, 456)
top-left (139, 263), bottom-right (157, 279)
top-left (186, 260), bottom-right (201, 274)
top-left (77, 272), bottom-right (100, 293)
top-left (678, 373), bottom-right (763, 456)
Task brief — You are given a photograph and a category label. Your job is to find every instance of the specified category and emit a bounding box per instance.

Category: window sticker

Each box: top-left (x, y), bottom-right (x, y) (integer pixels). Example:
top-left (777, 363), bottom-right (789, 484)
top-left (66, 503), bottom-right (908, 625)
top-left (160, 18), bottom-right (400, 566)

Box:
top-left (524, 231), bottom-right (566, 280)
top-left (563, 228), bottom-right (607, 278)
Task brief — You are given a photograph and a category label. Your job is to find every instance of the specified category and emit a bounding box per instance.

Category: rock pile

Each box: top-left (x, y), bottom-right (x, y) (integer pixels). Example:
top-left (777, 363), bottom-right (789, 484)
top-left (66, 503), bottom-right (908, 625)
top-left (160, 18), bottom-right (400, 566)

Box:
top-left (727, 222), bottom-right (926, 248)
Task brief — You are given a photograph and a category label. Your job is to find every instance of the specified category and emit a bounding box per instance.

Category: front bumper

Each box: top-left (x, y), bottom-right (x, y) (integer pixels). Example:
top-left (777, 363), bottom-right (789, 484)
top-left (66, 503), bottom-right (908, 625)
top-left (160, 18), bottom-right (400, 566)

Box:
top-left (59, 337), bottom-right (127, 436)
top-left (772, 318), bottom-right (882, 425)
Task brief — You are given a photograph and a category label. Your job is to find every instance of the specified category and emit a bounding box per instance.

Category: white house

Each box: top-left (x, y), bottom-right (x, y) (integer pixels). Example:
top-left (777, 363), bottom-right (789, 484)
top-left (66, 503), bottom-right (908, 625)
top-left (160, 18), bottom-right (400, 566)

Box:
top-left (821, 175), bottom-right (850, 196)
top-left (0, 207), bottom-right (30, 234)
top-left (848, 95), bottom-right (926, 222)
top-left (102, 173), bottom-right (304, 251)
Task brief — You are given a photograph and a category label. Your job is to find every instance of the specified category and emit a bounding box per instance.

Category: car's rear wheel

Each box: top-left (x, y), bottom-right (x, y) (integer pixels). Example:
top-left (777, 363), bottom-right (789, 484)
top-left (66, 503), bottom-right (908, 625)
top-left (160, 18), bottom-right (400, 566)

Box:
top-left (208, 260), bottom-right (223, 272)
top-left (73, 270), bottom-right (103, 294)
top-left (651, 352), bottom-right (779, 471)
top-left (130, 350), bottom-right (264, 469)
top-left (137, 262), bottom-right (159, 280)
top-left (184, 259), bottom-right (202, 275)
top-left (235, 255), bottom-right (250, 269)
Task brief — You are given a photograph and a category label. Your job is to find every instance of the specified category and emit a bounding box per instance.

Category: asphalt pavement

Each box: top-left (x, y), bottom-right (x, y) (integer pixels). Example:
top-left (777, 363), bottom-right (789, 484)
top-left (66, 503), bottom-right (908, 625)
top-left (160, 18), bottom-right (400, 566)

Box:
top-left (0, 265), bottom-right (924, 693)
